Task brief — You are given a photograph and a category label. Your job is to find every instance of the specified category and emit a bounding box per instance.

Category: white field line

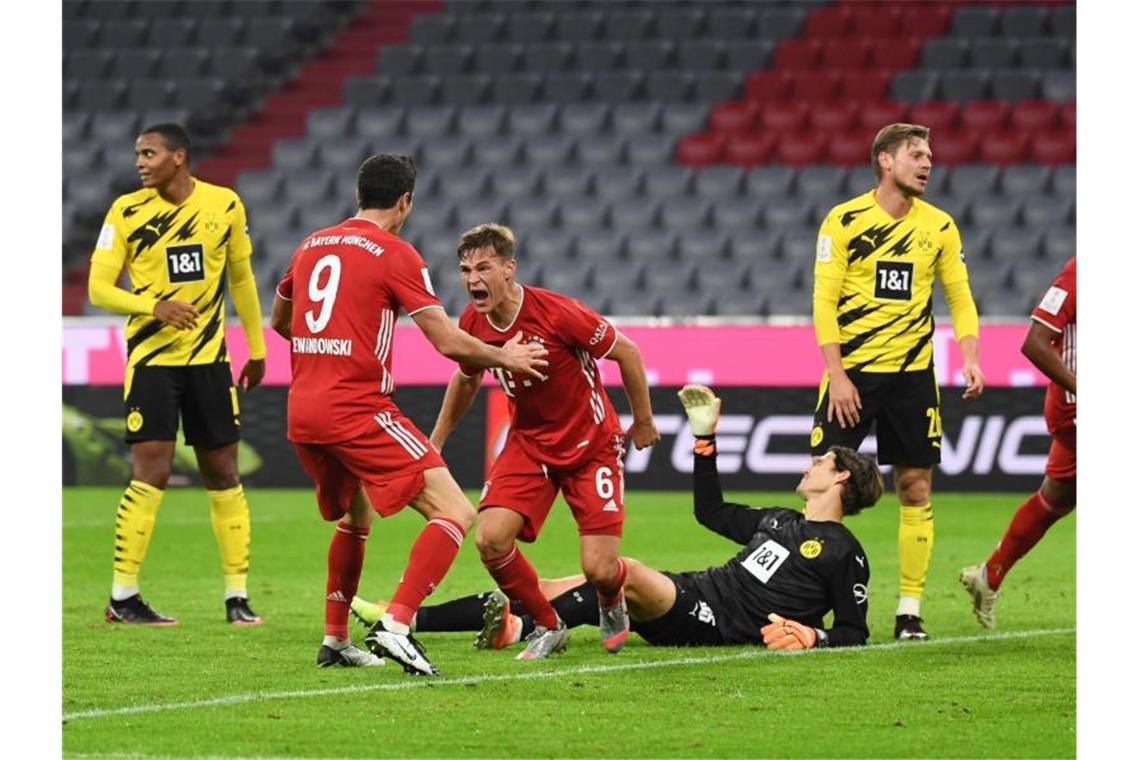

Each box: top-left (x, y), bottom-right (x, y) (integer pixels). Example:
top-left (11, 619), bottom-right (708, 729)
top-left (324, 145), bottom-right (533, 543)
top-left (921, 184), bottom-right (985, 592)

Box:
top-left (63, 626), bottom-right (1074, 723)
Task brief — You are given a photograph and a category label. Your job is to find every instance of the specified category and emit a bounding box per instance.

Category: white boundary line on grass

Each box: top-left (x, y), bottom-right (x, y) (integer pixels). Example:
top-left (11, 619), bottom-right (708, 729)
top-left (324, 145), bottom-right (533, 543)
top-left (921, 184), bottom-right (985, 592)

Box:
top-left (63, 626), bottom-right (1074, 722)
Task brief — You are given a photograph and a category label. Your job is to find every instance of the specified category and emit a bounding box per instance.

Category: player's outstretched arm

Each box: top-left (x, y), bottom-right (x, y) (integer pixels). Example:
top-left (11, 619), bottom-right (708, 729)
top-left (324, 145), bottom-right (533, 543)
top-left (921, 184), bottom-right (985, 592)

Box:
top-left (1022, 321), bottom-right (1075, 395)
top-left (413, 308), bottom-right (548, 379)
top-left (608, 334), bottom-right (659, 450)
top-left (430, 370), bottom-right (483, 452)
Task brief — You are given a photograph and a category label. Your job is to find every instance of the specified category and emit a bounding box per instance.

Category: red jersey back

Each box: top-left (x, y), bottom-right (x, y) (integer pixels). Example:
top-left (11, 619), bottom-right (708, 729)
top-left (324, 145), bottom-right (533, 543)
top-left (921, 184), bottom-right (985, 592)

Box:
top-left (458, 286), bottom-right (622, 468)
top-left (277, 218), bottom-right (442, 443)
top-left (1030, 256), bottom-right (1076, 427)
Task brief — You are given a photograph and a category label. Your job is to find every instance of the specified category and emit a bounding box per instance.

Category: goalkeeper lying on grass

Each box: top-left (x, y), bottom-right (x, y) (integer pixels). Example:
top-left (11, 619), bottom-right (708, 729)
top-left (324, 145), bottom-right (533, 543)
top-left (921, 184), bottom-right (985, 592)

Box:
top-left (354, 385), bottom-right (883, 651)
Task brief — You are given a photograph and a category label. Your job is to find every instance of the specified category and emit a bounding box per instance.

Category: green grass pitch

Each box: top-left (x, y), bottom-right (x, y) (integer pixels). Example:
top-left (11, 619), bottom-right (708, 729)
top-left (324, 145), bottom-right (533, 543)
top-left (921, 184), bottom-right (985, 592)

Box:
top-left (63, 487), bottom-right (1075, 758)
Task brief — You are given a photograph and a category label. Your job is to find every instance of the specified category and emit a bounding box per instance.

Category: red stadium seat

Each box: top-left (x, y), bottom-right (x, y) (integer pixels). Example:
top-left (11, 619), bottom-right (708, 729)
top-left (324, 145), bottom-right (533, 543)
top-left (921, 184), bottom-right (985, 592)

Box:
top-left (828, 131), bottom-right (873, 166)
top-left (773, 39), bottom-right (822, 69)
top-left (759, 101), bottom-right (809, 133)
top-left (708, 101), bottom-right (758, 133)
top-left (1059, 103), bottom-right (1076, 130)
top-left (1010, 100), bottom-right (1059, 130)
top-left (776, 134), bottom-right (828, 166)
top-left (809, 101), bottom-right (859, 132)
top-left (840, 69), bottom-right (891, 101)
top-left (930, 130), bottom-right (978, 165)
top-left (909, 100), bottom-right (960, 131)
top-left (822, 39), bottom-right (872, 69)
top-left (803, 5), bottom-right (852, 37)
top-left (977, 130), bottom-right (1029, 165)
top-left (791, 70), bottom-right (841, 102)
top-left (859, 101), bottom-right (909, 130)
top-left (901, 4), bottom-right (952, 37)
top-left (851, 7), bottom-right (903, 38)
top-left (676, 132), bottom-right (727, 167)
top-left (1030, 130), bottom-right (1076, 164)
top-left (723, 133), bottom-right (776, 167)
top-left (961, 100), bottom-right (1011, 131)
top-left (743, 70), bottom-right (791, 103)
top-left (871, 38), bottom-right (920, 69)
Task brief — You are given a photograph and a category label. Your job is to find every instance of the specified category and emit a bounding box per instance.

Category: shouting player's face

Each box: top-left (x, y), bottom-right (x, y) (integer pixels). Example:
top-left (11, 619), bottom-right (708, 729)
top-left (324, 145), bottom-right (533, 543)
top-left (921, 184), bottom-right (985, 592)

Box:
top-left (459, 246), bottom-right (517, 315)
top-left (135, 132), bottom-right (183, 190)
top-left (882, 137), bottom-right (932, 198)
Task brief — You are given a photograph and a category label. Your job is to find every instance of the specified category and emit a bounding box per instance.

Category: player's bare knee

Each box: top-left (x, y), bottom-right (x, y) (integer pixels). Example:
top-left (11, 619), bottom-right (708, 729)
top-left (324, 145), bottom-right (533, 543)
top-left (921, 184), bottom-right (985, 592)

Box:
top-left (894, 468), bottom-right (932, 505)
top-left (581, 554), bottom-right (621, 588)
top-left (131, 442), bottom-right (174, 489)
top-left (474, 524), bottom-right (512, 559)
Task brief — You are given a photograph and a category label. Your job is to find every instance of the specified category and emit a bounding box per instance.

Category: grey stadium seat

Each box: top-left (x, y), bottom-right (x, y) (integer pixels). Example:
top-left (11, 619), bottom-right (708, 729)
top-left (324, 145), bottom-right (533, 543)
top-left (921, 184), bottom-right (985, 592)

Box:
top-left (950, 7), bottom-right (1000, 37)
top-left (376, 46), bottom-right (422, 77)
top-left (559, 103), bottom-right (611, 136)
top-left (921, 38), bottom-right (969, 69)
top-left (110, 48), bottom-right (160, 78)
top-left (125, 79), bottom-right (173, 110)
top-left (1022, 196), bottom-right (1074, 228)
top-left (236, 171), bottom-right (282, 206)
top-left (990, 229), bottom-right (1042, 260)
top-left (890, 70), bottom-right (940, 102)
top-left (66, 49), bottom-right (114, 79)
top-left (198, 18), bottom-right (246, 46)
top-left (707, 7), bottom-right (756, 40)
top-left (543, 72), bottom-right (594, 104)
top-left (594, 167), bottom-right (645, 203)
top-left (1019, 38), bottom-right (1071, 69)
top-left (492, 73), bottom-right (544, 105)
top-left (437, 167), bottom-right (490, 201)
top-left (643, 166), bottom-right (693, 198)
top-left (509, 103), bottom-right (559, 137)
top-left (655, 8), bottom-right (706, 40)
top-left (1051, 6), bottom-right (1076, 37)
top-left (509, 198), bottom-right (559, 229)
top-left (693, 258), bottom-right (751, 293)
top-left (149, 18), bottom-right (198, 48)
top-left (971, 39), bottom-right (1019, 69)
top-left (281, 169), bottom-right (335, 205)
top-left (797, 166), bottom-right (848, 198)
top-left (711, 197), bottom-right (761, 229)
top-left (644, 261), bottom-right (697, 294)
top-left (506, 12), bottom-right (555, 43)
top-left (560, 199), bottom-right (609, 231)
top-left (355, 107), bottom-right (404, 140)
top-left (660, 103), bottom-right (709, 134)
top-left (724, 40), bottom-right (772, 71)
top-left (626, 40), bottom-right (676, 71)
top-left (731, 230), bottom-right (785, 261)
top-left (627, 229), bottom-right (678, 264)
top-left (611, 103), bottom-right (662, 136)
top-left (745, 166), bottom-right (796, 199)
top-left (318, 136), bottom-right (371, 170)
top-left (408, 14), bottom-right (453, 46)
top-left (522, 42), bottom-right (574, 73)
top-left (545, 166), bottom-right (593, 199)
top-left (693, 166), bottom-right (744, 199)
top-left (602, 9), bottom-right (655, 40)
top-left (419, 136), bottom-right (471, 169)
top-left (1001, 6), bottom-right (1051, 37)
top-left (576, 134), bottom-right (627, 166)
top-left (594, 71), bottom-right (645, 102)
top-left (626, 134), bottom-right (678, 166)
top-left (423, 45), bottom-right (473, 76)
top-left (456, 105), bottom-right (507, 140)
top-left (493, 166), bottom-right (543, 200)
top-left (604, 291), bottom-right (662, 319)
top-left (405, 200), bottom-right (455, 236)
top-left (576, 230), bottom-right (626, 263)
top-left (948, 165), bottom-right (1001, 197)
top-left (439, 75), bottom-right (493, 108)
top-left (757, 7), bottom-right (805, 39)
top-left (391, 75), bottom-right (440, 107)
top-left (712, 292), bottom-right (766, 317)
top-left (677, 229), bottom-right (730, 261)
top-left (454, 199), bottom-right (508, 232)
top-left (1041, 226), bottom-right (1076, 262)
top-left (89, 112), bottom-right (139, 143)
top-left (658, 197), bottom-right (711, 230)
top-left (939, 69), bottom-right (991, 101)
top-left (991, 69), bottom-right (1041, 102)
top-left (645, 71), bottom-right (694, 102)
top-left (554, 12), bottom-right (603, 43)
top-left (343, 76), bottom-right (391, 108)
top-left (576, 42), bottom-right (625, 71)
top-left (307, 108), bottom-right (354, 139)
top-left (1052, 166), bottom-right (1076, 196)
top-left (1001, 165), bottom-right (1052, 196)
top-left (471, 135), bottom-right (524, 166)
top-left (968, 195), bottom-right (1021, 229)
top-left (525, 232), bottom-right (575, 264)
top-left (525, 134), bottom-right (576, 165)
top-left (763, 198), bottom-right (814, 230)
top-left (1042, 71), bottom-right (1076, 102)
top-left (678, 40), bottom-right (724, 71)
top-left (474, 44), bottom-right (521, 75)
top-left (153, 47), bottom-right (210, 79)
top-left (609, 197), bottom-right (659, 230)
top-left (692, 71), bottom-right (744, 103)
top-left (540, 258), bottom-right (592, 297)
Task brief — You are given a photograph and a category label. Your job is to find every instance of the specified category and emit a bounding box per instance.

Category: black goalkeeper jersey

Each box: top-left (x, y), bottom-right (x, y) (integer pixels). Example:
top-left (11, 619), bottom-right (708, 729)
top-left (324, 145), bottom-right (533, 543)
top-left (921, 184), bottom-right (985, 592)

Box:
top-left (682, 446), bottom-right (871, 647)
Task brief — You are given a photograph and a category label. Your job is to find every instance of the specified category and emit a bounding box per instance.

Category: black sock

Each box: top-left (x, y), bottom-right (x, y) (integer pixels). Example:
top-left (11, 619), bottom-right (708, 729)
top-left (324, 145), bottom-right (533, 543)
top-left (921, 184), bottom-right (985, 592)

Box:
top-left (414, 592), bottom-right (494, 632)
top-left (519, 581), bottom-right (599, 637)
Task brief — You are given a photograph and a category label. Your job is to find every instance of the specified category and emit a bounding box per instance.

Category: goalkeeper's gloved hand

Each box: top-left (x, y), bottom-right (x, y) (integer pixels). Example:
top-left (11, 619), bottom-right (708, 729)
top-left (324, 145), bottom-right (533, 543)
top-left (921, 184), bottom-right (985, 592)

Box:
top-left (761, 613), bottom-right (818, 650)
top-left (677, 384), bottom-right (722, 436)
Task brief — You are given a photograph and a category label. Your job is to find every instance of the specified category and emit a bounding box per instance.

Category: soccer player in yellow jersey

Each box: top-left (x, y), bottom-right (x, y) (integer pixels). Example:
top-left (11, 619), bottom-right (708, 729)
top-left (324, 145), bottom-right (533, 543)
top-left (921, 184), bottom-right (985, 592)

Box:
top-left (811, 123), bottom-right (985, 640)
top-left (87, 123), bottom-right (267, 626)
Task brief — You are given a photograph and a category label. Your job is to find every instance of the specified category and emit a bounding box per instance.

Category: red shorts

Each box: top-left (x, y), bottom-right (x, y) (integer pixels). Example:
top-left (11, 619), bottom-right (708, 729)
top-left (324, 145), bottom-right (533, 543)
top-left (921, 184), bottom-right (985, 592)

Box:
top-left (292, 409), bottom-right (445, 521)
top-left (1045, 418), bottom-right (1076, 481)
top-left (480, 432), bottom-right (626, 542)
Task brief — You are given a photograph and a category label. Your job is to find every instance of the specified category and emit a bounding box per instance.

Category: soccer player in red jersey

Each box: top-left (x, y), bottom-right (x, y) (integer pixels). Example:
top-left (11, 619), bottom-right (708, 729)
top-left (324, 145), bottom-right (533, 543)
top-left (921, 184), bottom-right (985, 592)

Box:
top-left (269, 156), bottom-right (547, 675)
top-left (429, 223), bottom-right (660, 659)
top-left (960, 256), bottom-right (1076, 628)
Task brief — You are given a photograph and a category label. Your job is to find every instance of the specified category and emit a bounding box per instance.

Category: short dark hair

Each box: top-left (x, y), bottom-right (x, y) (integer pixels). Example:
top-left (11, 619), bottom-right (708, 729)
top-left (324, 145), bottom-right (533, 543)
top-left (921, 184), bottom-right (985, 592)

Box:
top-left (828, 446), bottom-right (884, 516)
top-left (871, 123), bottom-right (930, 180)
top-left (457, 223), bottom-right (516, 261)
top-left (357, 154), bottom-right (416, 210)
top-left (139, 123), bottom-right (192, 162)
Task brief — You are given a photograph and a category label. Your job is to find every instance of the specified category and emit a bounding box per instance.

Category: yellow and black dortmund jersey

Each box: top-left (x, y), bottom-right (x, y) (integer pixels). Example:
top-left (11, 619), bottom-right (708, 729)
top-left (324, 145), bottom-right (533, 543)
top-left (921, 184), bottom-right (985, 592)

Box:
top-left (91, 179), bottom-right (253, 369)
top-left (814, 190), bottom-right (970, 373)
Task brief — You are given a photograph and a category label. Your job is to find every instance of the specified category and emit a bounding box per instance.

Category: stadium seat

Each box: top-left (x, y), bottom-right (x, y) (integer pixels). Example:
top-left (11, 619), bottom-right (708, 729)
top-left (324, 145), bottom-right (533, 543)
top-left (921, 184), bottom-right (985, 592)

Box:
top-left (1022, 195), bottom-right (1074, 228)
top-left (772, 39), bottom-right (822, 69)
top-left (642, 165), bottom-right (692, 198)
top-left (723, 40), bottom-right (772, 71)
top-left (645, 71), bottom-right (695, 102)
top-left (524, 232), bottom-right (575, 264)
top-left (827, 133), bottom-right (870, 166)
top-left (627, 134), bottom-right (678, 166)
top-left (692, 258), bottom-right (750, 293)
top-left (540, 258), bottom-right (592, 297)
top-left (626, 229), bottom-right (678, 264)
top-left (391, 75), bottom-right (440, 107)
top-left (808, 102), bottom-right (858, 132)
top-left (1019, 38), bottom-right (1071, 69)
top-left (602, 7), bottom-right (654, 39)
top-left (693, 72), bottom-right (744, 104)
top-left (198, 18), bottom-right (246, 46)
top-left (474, 44), bottom-right (520, 75)
top-left (990, 228), bottom-right (1042, 260)
top-left (454, 198), bottom-right (508, 232)
top-left (505, 11), bottom-right (554, 43)
top-left (577, 134), bottom-right (627, 166)
top-left (522, 42), bottom-right (574, 74)
top-left (797, 166), bottom-right (848, 198)
top-left (626, 39), bottom-right (677, 71)
top-left (456, 105), bottom-right (508, 140)
top-left (693, 166), bottom-right (744, 199)
top-left (545, 166), bottom-right (594, 199)
top-left (343, 76), bottom-right (390, 108)
top-left (1010, 100), bottom-right (1059, 130)
top-left (306, 108), bottom-right (354, 140)
top-left (710, 196), bottom-right (761, 228)
top-left (100, 19), bottom-right (149, 48)
top-left (440, 75), bottom-right (493, 108)
top-left (525, 134), bottom-right (574, 165)
top-left (960, 100), bottom-right (1011, 131)
top-left (756, 7), bottom-right (805, 39)
top-left (543, 72), bottom-right (594, 104)
top-left (508, 103), bottom-right (559, 137)
top-left (675, 133), bottom-right (726, 168)
top-left (730, 229), bottom-right (785, 262)
top-left (1051, 5), bottom-right (1076, 36)
top-left (822, 39), bottom-right (871, 70)
top-left (376, 46), bottom-right (422, 78)
top-left (281, 169), bottom-right (334, 205)
top-left (554, 11), bottom-right (603, 43)
top-left (318, 137), bottom-right (370, 171)
top-left (492, 73), bottom-right (543, 104)
top-left (948, 164), bottom-right (1000, 197)
top-left (890, 70), bottom-right (939, 102)
top-left (677, 40), bottom-right (723, 71)
top-left (677, 228), bottom-right (731, 262)
top-left (356, 107), bottom-right (404, 140)
top-left (991, 69), bottom-right (1042, 102)
top-left (271, 138), bottom-right (317, 170)
top-left (656, 7), bottom-right (706, 40)
top-left (438, 167), bottom-right (490, 201)
top-left (608, 197), bottom-right (659, 230)
top-left (1041, 71), bottom-right (1076, 103)
top-left (968, 194), bottom-right (1021, 229)
top-left (1040, 226), bottom-right (1076, 263)
top-left (842, 69), bottom-right (892, 102)
top-left (759, 102), bottom-right (809, 134)
top-left (950, 6), bottom-right (1000, 37)
top-left (804, 5), bottom-right (852, 38)
top-left (493, 166), bottom-right (544, 200)
top-left (776, 135), bottom-right (828, 167)
top-left (907, 101), bottom-right (959, 133)
top-left (940, 69), bottom-right (991, 101)
top-left (576, 229), bottom-right (626, 263)
top-left (660, 103), bottom-right (710, 135)
top-left (576, 42), bottom-right (625, 72)
top-left (1001, 5), bottom-right (1051, 37)
top-left (420, 136), bottom-right (471, 169)
top-left (708, 101), bottom-right (757, 134)
top-left (594, 165), bottom-right (645, 201)
top-left (605, 290), bottom-right (662, 319)
top-left (611, 103), bottom-right (662, 136)
top-left (63, 20), bottom-right (102, 49)
top-left (509, 197), bottom-right (559, 230)
top-left (791, 71), bottom-right (841, 103)
top-left (744, 71), bottom-right (791, 103)
top-left (712, 292), bottom-right (767, 317)
top-left (471, 135), bottom-right (523, 166)
top-left (707, 7), bottom-right (756, 40)
top-left (1001, 165), bottom-right (1052, 196)
top-left (871, 38), bottom-right (920, 70)
top-left (858, 101), bottom-right (909, 130)
top-left (1030, 130), bottom-right (1075, 165)
top-left (744, 166), bottom-right (795, 199)
top-left (593, 71), bottom-right (645, 103)
top-left (723, 134), bottom-right (775, 167)
top-left (921, 38), bottom-right (969, 69)
top-left (408, 14), bottom-right (453, 46)
top-left (763, 197), bottom-right (814, 229)
top-left (1052, 165), bottom-right (1076, 196)
top-left (658, 197), bottom-right (711, 230)
top-left (971, 38), bottom-right (1019, 69)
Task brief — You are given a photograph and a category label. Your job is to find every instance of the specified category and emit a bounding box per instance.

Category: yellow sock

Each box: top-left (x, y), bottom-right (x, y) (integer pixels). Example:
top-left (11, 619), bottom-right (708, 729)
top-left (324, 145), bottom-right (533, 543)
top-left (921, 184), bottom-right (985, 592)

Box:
top-left (898, 502), bottom-right (934, 607)
top-left (209, 485), bottom-right (252, 597)
top-left (111, 480), bottom-right (164, 595)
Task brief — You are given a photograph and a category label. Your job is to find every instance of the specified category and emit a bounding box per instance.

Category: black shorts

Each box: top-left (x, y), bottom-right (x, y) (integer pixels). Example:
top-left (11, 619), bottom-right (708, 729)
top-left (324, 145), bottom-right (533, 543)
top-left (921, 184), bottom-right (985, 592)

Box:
top-left (632, 572), bottom-right (727, 647)
top-left (124, 364), bottom-right (240, 448)
top-left (809, 366), bottom-right (941, 466)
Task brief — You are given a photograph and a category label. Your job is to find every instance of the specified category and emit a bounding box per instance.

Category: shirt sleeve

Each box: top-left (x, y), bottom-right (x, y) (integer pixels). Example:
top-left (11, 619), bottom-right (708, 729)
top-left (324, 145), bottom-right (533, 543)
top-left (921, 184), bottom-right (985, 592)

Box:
top-left (1031, 259), bottom-right (1076, 332)
top-left (820, 546), bottom-right (870, 648)
top-left (558, 295), bottom-right (619, 360)
top-left (388, 244), bottom-right (444, 316)
top-left (812, 211), bottom-right (847, 346)
top-left (225, 193), bottom-right (254, 264)
top-left (937, 217), bottom-right (970, 286)
top-left (90, 201), bottom-right (128, 271)
top-left (692, 441), bottom-right (765, 544)
top-left (276, 256), bottom-right (295, 301)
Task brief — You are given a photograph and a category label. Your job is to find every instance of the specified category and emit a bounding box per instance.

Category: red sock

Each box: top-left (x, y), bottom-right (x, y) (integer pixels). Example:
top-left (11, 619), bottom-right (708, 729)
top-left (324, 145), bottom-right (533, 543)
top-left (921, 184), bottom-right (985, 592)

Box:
top-left (595, 557), bottom-right (628, 609)
top-left (387, 518), bottom-right (467, 627)
top-left (985, 491), bottom-right (1066, 591)
top-left (482, 543), bottom-right (559, 630)
top-left (325, 523), bottom-right (369, 639)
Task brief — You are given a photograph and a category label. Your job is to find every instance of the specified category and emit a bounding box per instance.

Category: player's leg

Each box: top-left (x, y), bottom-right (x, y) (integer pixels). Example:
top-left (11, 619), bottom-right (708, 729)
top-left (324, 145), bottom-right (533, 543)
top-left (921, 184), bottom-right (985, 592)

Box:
top-left (107, 366), bottom-right (179, 625)
top-left (622, 559), bottom-right (678, 622)
top-left (186, 364), bottom-right (258, 624)
top-left (562, 436), bottom-right (631, 652)
top-left (878, 368), bottom-right (942, 640)
top-left (294, 442), bottom-right (382, 668)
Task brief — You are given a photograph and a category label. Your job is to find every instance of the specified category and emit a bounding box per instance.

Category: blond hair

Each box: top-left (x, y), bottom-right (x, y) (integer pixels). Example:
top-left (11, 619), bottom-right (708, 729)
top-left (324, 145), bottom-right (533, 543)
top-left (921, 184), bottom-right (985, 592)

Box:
top-left (871, 123), bottom-right (931, 180)
top-left (457, 223), bottom-right (516, 260)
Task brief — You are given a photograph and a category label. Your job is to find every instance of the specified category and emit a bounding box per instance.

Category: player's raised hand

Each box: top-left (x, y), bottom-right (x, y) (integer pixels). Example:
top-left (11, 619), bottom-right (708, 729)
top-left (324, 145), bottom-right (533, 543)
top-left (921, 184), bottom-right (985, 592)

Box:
top-left (761, 613), bottom-right (818, 650)
top-left (153, 299), bottom-right (199, 330)
top-left (501, 331), bottom-right (549, 381)
top-left (626, 417), bottom-right (660, 450)
top-left (238, 358), bottom-right (265, 393)
top-left (826, 371), bottom-right (861, 428)
top-left (961, 361), bottom-right (985, 400)
top-left (677, 384), bottom-right (721, 436)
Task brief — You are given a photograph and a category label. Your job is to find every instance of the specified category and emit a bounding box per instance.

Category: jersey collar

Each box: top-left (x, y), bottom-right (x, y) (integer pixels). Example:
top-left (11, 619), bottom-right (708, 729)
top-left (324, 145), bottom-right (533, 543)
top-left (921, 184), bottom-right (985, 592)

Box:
top-left (485, 284), bottom-right (526, 333)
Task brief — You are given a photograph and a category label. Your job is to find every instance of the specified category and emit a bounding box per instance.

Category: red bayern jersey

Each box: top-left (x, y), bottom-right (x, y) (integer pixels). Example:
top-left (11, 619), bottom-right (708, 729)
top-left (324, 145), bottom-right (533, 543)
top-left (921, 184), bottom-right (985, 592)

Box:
top-left (277, 218), bottom-right (442, 443)
top-left (458, 286), bottom-right (623, 468)
top-left (1030, 256), bottom-right (1076, 427)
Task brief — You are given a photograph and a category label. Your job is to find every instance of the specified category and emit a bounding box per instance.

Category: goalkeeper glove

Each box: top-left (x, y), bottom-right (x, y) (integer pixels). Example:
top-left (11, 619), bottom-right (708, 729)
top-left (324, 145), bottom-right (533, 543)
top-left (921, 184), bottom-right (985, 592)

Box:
top-left (677, 384), bottom-right (722, 436)
top-left (761, 613), bottom-right (819, 650)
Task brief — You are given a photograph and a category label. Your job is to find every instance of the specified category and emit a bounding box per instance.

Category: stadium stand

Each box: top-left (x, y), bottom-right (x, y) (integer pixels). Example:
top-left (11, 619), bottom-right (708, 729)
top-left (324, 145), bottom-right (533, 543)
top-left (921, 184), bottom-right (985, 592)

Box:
top-left (64, 0), bottom-right (1076, 319)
